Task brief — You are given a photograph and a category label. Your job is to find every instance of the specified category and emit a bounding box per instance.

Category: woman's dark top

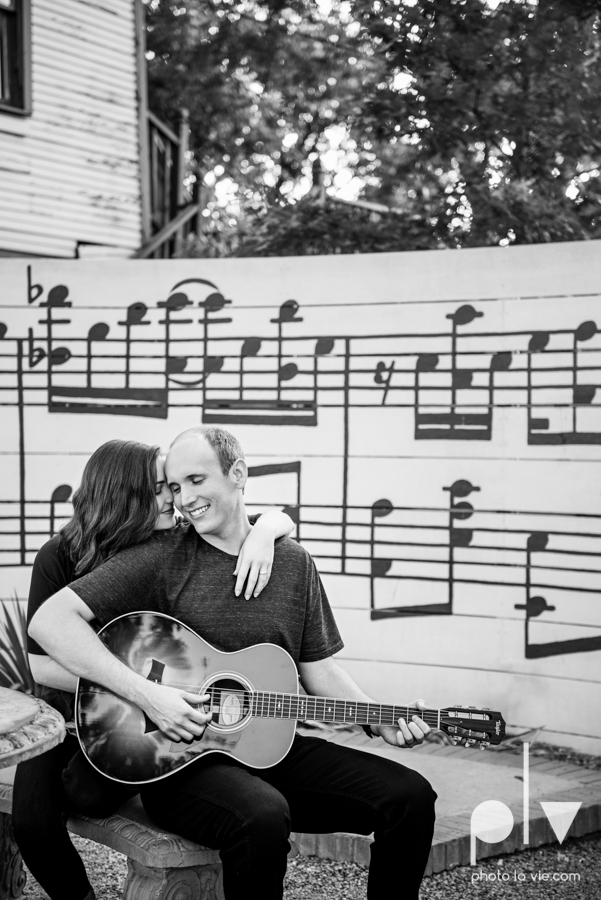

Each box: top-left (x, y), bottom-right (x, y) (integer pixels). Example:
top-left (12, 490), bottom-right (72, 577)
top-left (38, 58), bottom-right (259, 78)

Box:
top-left (26, 534), bottom-right (90, 720)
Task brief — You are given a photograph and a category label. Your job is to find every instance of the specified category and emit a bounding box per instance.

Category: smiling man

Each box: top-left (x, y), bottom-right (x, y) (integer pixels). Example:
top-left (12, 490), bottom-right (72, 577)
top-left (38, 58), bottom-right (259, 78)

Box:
top-left (30, 426), bottom-right (436, 900)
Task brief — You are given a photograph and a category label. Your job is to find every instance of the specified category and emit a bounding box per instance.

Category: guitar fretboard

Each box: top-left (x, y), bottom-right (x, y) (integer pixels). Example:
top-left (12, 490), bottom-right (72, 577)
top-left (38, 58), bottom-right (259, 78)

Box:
top-left (233, 691), bottom-right (441, 728)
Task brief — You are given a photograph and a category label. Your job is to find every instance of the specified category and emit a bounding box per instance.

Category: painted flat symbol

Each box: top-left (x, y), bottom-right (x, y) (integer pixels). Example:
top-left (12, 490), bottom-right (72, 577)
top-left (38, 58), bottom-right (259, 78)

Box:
top-left (540, 802), bottom-right (582, 843)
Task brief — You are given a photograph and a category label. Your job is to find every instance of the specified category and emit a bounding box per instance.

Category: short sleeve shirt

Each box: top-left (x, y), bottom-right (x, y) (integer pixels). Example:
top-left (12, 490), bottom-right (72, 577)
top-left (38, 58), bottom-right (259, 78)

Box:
top-left (69, 524), bottom-right (343, 667)
top-left (26, 534), bottom-right (81, 718)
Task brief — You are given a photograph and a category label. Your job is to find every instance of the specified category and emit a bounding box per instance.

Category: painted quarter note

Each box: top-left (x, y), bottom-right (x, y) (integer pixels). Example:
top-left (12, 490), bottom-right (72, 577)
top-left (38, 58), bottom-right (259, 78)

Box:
top-left (38, 285), bottom-right (72, 402)
top-left (205, 300), bottom-right (316, 426)
top-left (271, 300), bottom-right (303, 394)
top-left (49, 484), bottom-right (72, 537)
top-left (570, 320), bottom-right (598, 439)
top-left (158, 291), bottom-right (194, 385)
top-left (369, 499), bottom-right (394, 617)
top-left (526, 331), bottom-right (550, 441)
top-left (414, 305), bottom-right (493, 440)
top-left (239, 338), bottom-right (262, 399)
top-left (51, 301), bottom-right (166, 418)
top-left (118, 301), bottom-right (150, 389)
top-left (516, 530), bottom-right (601, 658)
top-left (527, 322), bottom-right (600, 445)
top-left (312, 336), bottom-right (335, 402)
top-left (443, 478), bottom-right (480, 613)
top-left (86, 323), bottom-right (110, 388)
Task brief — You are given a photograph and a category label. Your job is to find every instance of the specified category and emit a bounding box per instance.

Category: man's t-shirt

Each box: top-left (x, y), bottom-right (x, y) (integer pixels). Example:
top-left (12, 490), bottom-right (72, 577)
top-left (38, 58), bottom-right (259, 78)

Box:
top-left (68, 524), bottom-right (343, 667)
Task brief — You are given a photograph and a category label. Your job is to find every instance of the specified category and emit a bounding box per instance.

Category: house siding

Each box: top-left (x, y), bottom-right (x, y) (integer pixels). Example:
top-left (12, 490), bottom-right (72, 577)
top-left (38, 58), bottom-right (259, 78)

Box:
top-left (0, 0), bottom-right (143, 257)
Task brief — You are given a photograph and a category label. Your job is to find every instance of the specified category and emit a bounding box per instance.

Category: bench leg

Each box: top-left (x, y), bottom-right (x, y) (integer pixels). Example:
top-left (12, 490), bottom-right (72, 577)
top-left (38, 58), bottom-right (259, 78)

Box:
top-left (0, 813), bottom-right (26, 900)
top-left (123, 859), bottom-right (224, 900)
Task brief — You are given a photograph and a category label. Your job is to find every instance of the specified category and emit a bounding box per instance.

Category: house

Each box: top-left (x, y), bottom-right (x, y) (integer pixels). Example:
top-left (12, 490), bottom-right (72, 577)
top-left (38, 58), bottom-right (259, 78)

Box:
top-left (0, 0), bottom-right (198, 259)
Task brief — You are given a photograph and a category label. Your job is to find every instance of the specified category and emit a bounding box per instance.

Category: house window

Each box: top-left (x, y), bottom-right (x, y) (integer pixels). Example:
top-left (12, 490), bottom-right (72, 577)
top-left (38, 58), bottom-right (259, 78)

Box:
top-left (0, 0), bottom-right (31, 114)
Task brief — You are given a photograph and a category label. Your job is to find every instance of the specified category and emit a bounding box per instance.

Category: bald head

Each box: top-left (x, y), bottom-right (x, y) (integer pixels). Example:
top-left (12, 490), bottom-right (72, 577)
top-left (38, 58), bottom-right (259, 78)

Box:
top-left (170, 426), bottom-right (244, 475)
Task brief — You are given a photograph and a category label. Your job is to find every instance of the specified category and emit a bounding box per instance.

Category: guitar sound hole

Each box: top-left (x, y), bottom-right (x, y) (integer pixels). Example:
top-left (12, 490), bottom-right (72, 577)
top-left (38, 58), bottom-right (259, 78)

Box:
top-left (210, 678), bottom-right (250, 729)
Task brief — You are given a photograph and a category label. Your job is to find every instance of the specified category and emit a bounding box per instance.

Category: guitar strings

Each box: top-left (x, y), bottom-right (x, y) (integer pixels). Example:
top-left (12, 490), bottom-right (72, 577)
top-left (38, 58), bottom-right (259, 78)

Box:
top-left (137, 682), bottom-right (492, 727)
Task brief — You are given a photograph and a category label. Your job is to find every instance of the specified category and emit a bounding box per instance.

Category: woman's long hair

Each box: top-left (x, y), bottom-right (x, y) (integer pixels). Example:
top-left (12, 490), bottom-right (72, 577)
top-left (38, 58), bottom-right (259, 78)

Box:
top-left (60, 440), bottom-right (161, 576)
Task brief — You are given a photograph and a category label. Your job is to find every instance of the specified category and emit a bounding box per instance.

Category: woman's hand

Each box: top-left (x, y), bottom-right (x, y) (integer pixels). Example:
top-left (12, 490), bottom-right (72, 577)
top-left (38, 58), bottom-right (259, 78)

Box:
top-left (234, 510), bottom-right (294, 599)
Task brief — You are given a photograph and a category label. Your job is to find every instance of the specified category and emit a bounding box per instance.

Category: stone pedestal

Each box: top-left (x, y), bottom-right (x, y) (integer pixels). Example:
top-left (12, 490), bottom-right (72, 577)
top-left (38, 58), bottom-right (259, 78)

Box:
top-left (0, 812), bottom-right (25, 900)
top-left (123, 859), bottom-right (224, 900)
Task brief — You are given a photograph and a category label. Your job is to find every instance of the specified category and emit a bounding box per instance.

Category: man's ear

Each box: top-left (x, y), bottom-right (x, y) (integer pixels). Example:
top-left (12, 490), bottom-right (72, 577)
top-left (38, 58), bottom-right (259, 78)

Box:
top-left (229, 458), bottom-right (248, 490)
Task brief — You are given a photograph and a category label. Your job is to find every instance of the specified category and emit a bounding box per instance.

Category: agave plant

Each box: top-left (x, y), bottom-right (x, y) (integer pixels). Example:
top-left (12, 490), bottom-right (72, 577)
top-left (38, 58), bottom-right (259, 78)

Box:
top-left (0, 594), bottom-right (37, 694)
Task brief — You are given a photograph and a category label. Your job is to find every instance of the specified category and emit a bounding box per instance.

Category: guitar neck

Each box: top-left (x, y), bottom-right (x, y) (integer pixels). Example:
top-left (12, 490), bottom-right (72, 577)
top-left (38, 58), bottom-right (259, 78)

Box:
top-left (248, 692), bottom-right (441, 729)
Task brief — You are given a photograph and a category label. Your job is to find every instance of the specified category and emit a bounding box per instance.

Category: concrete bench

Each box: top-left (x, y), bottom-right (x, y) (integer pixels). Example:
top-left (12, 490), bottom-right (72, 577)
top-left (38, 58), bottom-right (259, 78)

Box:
top-left (0, 766), bottom-right (225, 900)
top-left (0, 766), bottom-right (343, 900)
top-left (0, 764), bottom-right (374, 900)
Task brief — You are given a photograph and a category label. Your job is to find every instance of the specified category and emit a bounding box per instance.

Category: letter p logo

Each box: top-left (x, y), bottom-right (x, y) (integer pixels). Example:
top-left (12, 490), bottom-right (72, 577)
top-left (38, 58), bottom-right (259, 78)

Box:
top-left (470, 800), bottom-right (514, 865)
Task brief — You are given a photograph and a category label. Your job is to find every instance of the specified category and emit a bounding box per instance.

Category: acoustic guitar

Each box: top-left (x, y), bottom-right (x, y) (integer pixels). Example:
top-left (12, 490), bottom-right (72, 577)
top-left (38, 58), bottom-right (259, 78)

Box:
top-left (76, 612), bottom-right (506, 785)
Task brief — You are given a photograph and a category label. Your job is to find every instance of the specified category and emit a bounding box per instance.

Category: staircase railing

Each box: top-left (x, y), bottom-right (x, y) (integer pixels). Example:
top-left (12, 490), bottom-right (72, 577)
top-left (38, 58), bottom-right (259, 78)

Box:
top-left (135, 107), bottom-right (201, 259)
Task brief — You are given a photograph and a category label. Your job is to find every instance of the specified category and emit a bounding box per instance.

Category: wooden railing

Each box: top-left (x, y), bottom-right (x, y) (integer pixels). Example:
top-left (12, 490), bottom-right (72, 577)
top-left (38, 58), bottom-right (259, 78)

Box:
top-left (135, 107), bottom-right (201, 259)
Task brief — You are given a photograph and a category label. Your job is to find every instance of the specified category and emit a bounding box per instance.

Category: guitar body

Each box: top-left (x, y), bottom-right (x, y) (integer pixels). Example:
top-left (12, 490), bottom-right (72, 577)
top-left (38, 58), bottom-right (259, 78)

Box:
top-left (77, 612), bottom-right (506, 785)
top-left (76, 612), bottom-right (300, 784)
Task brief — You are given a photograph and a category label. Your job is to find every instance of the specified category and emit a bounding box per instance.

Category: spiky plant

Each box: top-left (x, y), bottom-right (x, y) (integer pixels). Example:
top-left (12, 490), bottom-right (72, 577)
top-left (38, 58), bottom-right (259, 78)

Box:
top-left (0, 594), bottom-right (37, 694)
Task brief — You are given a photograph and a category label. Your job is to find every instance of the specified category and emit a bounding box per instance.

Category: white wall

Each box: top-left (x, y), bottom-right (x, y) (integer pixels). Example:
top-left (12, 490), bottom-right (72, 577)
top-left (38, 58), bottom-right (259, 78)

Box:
top-left (0, 0), bottom-right (142, 257)
top-left (1, 242), bottom-right (600, 752)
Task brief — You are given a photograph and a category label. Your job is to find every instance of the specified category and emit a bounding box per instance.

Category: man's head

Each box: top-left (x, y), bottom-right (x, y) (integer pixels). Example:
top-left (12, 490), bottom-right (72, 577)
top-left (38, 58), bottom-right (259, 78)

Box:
top-left (166, 426), bottom-right (247, 538)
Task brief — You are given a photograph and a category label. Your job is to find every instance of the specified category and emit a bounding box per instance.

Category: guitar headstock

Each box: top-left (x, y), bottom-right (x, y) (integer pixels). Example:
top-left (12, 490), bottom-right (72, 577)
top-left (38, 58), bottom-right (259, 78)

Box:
top-left (439, 705), bottom-right (506, 748)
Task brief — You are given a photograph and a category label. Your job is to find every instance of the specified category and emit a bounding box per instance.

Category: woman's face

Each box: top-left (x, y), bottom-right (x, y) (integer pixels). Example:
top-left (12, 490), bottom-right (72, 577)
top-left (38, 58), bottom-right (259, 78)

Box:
top-left (154, 456), bottom-right (175, 530)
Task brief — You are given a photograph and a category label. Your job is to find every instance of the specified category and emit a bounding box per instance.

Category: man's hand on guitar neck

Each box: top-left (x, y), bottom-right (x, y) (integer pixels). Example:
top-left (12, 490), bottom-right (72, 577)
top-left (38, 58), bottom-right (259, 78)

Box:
top-left (299, 659), bottom-right (431, 750)
top-left (369, 699), bottom-right (430, 749)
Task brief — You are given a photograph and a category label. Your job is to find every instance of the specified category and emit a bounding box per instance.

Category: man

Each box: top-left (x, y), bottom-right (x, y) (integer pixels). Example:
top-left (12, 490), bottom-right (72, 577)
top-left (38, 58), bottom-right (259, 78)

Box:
top-left (30, 426), bottom-right (436, 900)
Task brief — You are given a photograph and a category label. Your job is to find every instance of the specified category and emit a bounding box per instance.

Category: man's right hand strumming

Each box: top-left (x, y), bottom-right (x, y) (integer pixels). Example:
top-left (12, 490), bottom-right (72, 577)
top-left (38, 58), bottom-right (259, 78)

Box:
top-left (29, 587), bottom-right (212, 743)
top-left (136, 682), bottom-right (211, 743)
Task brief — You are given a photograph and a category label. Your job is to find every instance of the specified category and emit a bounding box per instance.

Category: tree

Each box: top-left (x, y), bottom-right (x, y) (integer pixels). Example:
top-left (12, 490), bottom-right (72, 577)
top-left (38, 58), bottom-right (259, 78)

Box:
top-left (145, 0), bottom-right (601, 255)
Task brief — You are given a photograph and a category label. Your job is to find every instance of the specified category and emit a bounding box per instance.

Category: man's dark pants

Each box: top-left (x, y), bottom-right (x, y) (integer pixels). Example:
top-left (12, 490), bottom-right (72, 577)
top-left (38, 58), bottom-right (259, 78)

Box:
top-left (141, 734), bottom-right (437, 900)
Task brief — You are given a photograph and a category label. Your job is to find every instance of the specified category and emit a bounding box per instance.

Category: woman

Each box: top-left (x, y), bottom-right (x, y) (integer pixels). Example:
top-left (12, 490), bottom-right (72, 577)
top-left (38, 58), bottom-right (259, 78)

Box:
top-left (12, 439), bottom-right (293, 900)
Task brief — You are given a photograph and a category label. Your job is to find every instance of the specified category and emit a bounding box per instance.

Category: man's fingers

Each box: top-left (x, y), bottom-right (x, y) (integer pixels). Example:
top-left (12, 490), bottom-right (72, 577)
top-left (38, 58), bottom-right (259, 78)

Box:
top-left (408, 720), bottom-right (426, 742)
top-left (410, 715), bottom-right (430, 737)
top-left (395, 717), bottom-right (427, 747)
top-left (396, 718), bottom-right (415, 746)
top-left (183, 692), bottom-right (212, 725)
top-left (183, 690), bottom-right (209, 707)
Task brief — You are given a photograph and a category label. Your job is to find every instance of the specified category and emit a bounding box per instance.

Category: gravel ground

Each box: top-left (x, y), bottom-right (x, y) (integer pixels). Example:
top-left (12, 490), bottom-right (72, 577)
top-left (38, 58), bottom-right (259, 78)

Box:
top-left (22, 830), bottom-right (601, 899)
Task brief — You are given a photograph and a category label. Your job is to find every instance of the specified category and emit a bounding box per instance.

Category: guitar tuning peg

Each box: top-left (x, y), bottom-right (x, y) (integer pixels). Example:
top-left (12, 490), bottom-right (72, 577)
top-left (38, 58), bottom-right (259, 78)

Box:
top-left (464, 739), bottom-right (475, 747)
top-left (479, 743), bottom-right (489, 751)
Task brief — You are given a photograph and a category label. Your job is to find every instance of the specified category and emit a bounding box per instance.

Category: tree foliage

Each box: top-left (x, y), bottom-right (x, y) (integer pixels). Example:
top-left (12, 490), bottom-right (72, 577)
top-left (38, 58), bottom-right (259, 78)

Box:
top-left (145, 0), bottom-right (601, 255)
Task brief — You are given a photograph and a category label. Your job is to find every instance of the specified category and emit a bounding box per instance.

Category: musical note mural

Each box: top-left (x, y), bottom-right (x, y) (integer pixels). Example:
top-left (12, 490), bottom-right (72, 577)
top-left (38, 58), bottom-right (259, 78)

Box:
top-left (1, 240), bottom-right (600, 753)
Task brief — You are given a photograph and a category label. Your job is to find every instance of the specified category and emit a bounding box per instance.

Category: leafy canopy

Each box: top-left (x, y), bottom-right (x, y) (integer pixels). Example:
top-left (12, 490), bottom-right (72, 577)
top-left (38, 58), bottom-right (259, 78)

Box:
top-left (145, 0), bottom-right (601, 255)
